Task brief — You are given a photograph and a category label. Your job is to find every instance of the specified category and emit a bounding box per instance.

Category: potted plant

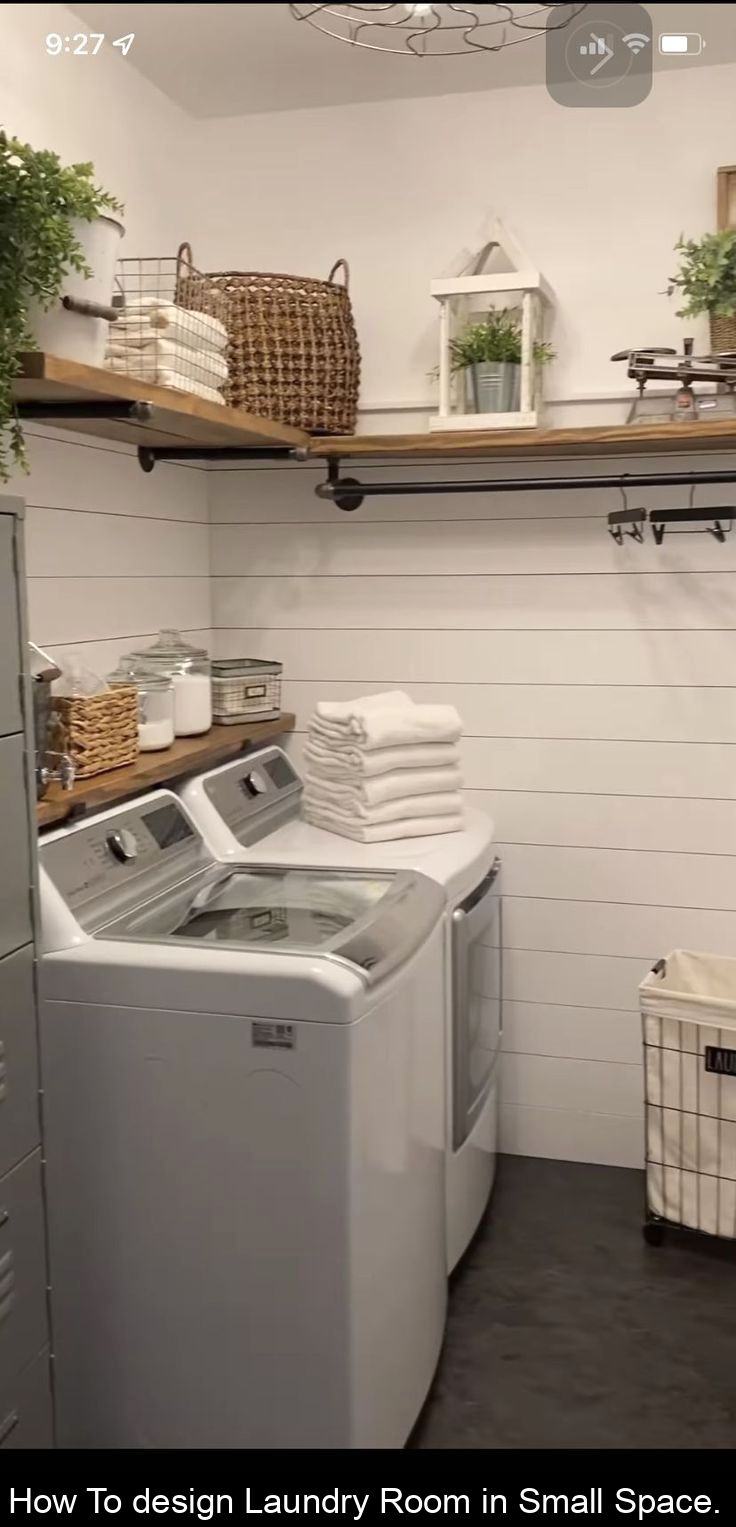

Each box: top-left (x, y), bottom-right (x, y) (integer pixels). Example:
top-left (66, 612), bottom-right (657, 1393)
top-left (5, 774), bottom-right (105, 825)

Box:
top-left (668, 230), bottom-right (736, 353)
top-left (449, 307), bottom-right (555, 414)
top-left (0, 130), bottom-right (122, 481)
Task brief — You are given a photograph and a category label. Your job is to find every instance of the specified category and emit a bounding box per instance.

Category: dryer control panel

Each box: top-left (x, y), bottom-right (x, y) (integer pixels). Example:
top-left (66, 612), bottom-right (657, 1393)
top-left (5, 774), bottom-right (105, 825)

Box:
top-left (40, 795), bottom-right (209, 932)
top-left (203, 746), bottom-right (302, 846)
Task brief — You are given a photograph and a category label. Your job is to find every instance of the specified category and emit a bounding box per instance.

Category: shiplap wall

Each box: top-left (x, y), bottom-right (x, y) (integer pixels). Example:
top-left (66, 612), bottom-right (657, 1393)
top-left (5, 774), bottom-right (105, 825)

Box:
top-left (208, 455), bottom-right (736, 1169)
top-left (11, 430), bottom-right (210, 678)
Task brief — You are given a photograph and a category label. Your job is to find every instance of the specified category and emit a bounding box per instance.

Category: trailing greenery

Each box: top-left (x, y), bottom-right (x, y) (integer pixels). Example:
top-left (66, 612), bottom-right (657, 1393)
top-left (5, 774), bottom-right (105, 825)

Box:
top-left (0, 131), bottom-right (122, 480)
top-left (449, 307), bottom-right (555, 371)
top-left (669, 230), bottom-right (736, 319)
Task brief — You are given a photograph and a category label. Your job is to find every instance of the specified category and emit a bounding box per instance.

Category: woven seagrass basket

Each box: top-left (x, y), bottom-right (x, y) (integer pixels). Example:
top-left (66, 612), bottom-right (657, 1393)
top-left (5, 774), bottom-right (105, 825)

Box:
top-left (204, 258), bottom-right (360, 433)
top-left (710, 313), bottom-right (736, 353)
top-left (51, 687), bottom-right (139, 778)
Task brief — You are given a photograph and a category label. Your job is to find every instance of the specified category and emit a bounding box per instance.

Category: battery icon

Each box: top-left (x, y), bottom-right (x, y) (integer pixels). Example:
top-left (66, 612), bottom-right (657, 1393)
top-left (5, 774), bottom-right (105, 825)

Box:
top-left (659, 33), bottom-right (703, 54)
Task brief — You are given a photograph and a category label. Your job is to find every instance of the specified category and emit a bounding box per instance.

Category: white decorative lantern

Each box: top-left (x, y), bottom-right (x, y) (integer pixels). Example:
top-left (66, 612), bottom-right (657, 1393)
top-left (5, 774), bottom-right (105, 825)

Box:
top-left (430, 223), bottom-right (554, 432)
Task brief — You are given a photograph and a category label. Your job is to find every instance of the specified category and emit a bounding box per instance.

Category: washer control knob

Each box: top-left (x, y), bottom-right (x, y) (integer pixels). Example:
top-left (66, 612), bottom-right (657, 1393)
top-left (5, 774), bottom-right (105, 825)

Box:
top-left (107, 827), bottom-right (138, 863)
top-left (242, 770), bottom-right (268, 799)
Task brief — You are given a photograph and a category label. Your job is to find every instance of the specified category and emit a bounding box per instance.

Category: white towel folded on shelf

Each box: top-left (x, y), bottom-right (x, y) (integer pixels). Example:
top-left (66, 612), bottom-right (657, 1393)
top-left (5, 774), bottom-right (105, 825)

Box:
top-left (314, 691), bottom-right (411, 723)
top-left (305, 787), bottom-right (462, 826)
top-left (311, 700), bottom-right (462, 751)
top-left (113, 300), bottom-right (228, 352)
top-left (304, 738), bottom-right (461, 779)
top-left (304, 764), bottom-right (462, 808)
top-left (304, 807), bottom-right (464, 843)
top-left (104, 358), bottom-right (225, 405)
top-left (107, 336), bottom-right (229, 384)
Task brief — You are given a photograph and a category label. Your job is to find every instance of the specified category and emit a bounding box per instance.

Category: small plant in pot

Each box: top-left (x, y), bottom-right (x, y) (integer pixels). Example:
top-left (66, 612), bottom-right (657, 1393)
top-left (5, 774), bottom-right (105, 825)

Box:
top-left (0, 130), bottom-right (122, 481)
top-left (449, 307), bottom-right (555, 414)
top-left (668, 230), bottom-right (736, 353)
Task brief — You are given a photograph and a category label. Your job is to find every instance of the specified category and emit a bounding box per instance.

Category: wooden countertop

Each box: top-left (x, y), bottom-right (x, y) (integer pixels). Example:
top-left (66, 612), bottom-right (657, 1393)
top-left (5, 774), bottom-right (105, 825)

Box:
top-left (37, 714), bottom-right (295, 830)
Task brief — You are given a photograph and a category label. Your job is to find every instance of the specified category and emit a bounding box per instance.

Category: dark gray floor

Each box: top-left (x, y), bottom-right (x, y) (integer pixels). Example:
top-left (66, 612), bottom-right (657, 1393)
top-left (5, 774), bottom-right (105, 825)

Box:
top-left (414, 1155), bottom-right (736, 1449)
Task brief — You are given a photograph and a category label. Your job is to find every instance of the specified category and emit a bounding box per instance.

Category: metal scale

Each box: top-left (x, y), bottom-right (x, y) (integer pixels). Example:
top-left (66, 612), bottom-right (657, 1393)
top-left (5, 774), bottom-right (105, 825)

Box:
top-left (612, 338), bottom-right (736, 424)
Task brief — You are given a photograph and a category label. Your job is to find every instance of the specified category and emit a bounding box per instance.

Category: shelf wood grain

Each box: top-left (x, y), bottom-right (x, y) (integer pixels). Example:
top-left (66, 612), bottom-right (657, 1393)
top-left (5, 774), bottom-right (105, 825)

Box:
top-left (306, 420), bottom-right (736, 462)
top-left (16, 353), bottom-right (308, 452)
top-left (37, 715), bottom-right (295, 830)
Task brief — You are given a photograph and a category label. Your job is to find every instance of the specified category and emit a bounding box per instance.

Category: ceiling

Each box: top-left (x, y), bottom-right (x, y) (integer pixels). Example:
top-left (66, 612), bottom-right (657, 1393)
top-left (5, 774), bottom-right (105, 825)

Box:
top-left (71, 4), bottom-right (736, 117)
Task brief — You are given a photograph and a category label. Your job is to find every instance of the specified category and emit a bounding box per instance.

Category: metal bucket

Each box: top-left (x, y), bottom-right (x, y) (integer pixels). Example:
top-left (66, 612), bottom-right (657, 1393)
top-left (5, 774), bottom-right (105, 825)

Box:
top-left (470, 362), bottom-right (521, 414)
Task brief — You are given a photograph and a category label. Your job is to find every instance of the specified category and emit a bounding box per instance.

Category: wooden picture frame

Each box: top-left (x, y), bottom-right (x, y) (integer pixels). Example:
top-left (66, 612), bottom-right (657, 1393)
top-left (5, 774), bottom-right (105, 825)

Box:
top-left (717, 165), bottom-right (736, 230)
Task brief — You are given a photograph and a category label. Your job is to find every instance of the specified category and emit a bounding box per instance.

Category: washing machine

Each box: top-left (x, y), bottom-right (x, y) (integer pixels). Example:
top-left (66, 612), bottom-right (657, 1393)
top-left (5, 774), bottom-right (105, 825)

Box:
top-left (38, 790), bottom-right (447, 1449)
top-left (179, 745), bottom-right (501, 1271)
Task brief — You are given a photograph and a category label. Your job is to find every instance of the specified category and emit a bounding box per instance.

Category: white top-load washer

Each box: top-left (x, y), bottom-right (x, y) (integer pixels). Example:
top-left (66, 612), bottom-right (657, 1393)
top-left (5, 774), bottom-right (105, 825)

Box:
top-left (38, 790), bottom-right (447, 1449)
top-left (179, 746), bottom-right (501, 1271)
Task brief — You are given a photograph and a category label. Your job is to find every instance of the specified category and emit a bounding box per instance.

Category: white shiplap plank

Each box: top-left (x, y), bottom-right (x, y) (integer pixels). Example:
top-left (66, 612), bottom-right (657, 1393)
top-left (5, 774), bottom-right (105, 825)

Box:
top-left (503, 897), bottom-right (736, 962)
top-left (208, 452), bottom-right (736, 525)
top-left (500, 1103), bottom-right (644, 1168)
top-left (280, 680), bottom-right (736, 744)
top-left (213, 572), bottom-right (736, 633)
top-left (467, 790), bottom-right (736, 857)
top-left (501, 1053), bottom-right (642, 1117)
top-left (25, 505), bottom-right (209, 579)
top-left (461, 735), bottom-right (736, 799)
top-left (27, 576), bottom-right (211, 647)
top-left (498, 842), bottom-right (736, 912)
top-left (503, 1000), bottom-right (641, 1065)
top-left (215, 627), bottom-right (736, 686)
top-left (14, 431), bottom-right (208, 521)
top-left (211, 517), bottom-right (736, 578)
top-left (503, 947), bottom-right (643, 1013)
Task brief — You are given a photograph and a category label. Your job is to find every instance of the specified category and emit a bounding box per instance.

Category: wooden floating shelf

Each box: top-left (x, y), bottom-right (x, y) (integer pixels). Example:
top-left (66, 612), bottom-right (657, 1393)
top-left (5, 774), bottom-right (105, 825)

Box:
top-left (306, 420), bottom-right (736, 463)
top-left (37, 714), bottom-right (295, 831)
top-left (16, 353), bottom-right (308, 453)
top-left (14, 356), bottom-right (736, 467)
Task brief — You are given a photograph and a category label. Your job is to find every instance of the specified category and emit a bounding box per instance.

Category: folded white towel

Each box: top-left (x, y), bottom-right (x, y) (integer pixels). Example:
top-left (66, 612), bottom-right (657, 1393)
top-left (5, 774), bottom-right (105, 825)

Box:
top-left (113, 300), bottom-right (228, 352)
top-left (311, 702), bottom-right (461, 751)
top-left (104, 357), bottom-right (225, 406)
top-left (315, 691), bottom-right (411, 723)
top-left (304, 807), bottom-right (464, 843)
top-left (304, 739), bottom-right (461, 778)
top-left (107, 336), bottom-right (229, 384)
top-left (304, 764), bottom-right (462, 808)
top-left (304, 787), bottom-right (462, 825)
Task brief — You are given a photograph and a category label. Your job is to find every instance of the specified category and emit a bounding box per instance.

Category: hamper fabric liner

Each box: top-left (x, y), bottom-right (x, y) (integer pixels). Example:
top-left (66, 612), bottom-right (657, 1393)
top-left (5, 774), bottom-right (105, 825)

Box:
top-left (640, 949), bottom-right (736, 1238)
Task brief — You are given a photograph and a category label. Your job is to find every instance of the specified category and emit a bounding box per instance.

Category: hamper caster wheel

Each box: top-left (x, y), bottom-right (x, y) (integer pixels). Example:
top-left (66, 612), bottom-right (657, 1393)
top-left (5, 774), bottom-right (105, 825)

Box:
top-left (643, 1221), bottom-right (665, 1246)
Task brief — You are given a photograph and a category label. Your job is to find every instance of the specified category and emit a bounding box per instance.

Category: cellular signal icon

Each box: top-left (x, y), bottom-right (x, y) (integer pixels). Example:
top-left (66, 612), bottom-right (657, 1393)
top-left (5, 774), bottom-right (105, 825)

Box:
top-left (623, 32), bottom-right (650, 52)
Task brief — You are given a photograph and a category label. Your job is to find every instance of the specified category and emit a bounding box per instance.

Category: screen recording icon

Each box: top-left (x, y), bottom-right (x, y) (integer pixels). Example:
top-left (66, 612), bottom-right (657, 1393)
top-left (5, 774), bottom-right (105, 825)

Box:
top-left (546, 3), bottom-right (653, 107)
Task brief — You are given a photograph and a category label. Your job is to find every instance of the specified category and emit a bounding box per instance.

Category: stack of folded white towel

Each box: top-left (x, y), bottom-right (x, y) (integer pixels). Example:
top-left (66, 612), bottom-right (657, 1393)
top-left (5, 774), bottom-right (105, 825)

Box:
top-left (304, 690), bottom-right (464, 843)
top-left (106, 299), bottom-right (229, 405)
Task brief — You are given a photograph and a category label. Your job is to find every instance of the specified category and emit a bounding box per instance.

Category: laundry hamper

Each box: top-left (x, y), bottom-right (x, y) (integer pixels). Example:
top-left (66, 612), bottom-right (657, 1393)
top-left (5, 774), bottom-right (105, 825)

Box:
top-left (640, 949), bottom-right (736, 1244)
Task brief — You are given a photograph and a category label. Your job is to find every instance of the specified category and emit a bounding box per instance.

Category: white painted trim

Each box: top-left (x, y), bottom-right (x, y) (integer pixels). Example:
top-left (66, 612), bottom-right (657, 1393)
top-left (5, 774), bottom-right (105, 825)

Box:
top-left (431, 271), bottom-right (552, 299)
top-left (430, 409), bottom-right (539, 431)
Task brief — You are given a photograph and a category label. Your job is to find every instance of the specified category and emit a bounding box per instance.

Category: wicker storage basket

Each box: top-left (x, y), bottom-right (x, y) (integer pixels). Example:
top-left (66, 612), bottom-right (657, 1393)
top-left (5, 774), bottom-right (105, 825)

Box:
top-left (205, 259), bottom-right (360, 432)
top-left (710, 313), bottom-right (736, 352)
top-left (51, 687), bottom-right (138, 778)
top-left (211, 659), bottom-right (282, 725)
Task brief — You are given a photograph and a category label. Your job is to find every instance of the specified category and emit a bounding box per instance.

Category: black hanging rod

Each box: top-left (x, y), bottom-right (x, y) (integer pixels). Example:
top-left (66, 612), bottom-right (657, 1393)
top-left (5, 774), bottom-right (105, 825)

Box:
top-left (316, 460), bottom-right (736, 511)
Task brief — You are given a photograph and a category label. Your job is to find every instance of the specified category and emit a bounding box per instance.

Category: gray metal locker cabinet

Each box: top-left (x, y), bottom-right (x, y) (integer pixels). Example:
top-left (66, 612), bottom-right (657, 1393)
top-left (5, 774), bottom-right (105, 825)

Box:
top-left (0, 499), bottom-right (52, 1450)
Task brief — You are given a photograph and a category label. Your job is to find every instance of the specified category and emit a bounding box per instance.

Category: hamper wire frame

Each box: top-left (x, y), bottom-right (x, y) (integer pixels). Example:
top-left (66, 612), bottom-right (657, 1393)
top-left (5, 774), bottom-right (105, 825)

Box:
top-left (109, 242), bottom-right (231, 401)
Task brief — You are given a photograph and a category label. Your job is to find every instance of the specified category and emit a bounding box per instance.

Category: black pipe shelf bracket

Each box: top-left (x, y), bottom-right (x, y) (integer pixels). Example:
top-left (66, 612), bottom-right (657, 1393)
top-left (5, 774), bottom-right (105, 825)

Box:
top-left (137, 445), bottom-right (295, 474)
top-left (18, 400), bottom-right (155, 424)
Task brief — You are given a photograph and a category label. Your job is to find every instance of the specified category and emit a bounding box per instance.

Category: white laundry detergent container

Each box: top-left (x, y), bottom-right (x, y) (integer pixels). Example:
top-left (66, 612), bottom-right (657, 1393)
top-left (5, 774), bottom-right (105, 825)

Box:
top-left (27, 214), bottom-right (124, 367)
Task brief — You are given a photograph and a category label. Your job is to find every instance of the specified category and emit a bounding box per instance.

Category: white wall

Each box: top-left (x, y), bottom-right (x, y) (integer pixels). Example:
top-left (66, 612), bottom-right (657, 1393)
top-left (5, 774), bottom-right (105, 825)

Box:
top-left (199, 58), bottom-right (736, 1167)
top-left (3, 5), bottom-right (211, 667)
top-left (194, 61), bottom-right (736, 419)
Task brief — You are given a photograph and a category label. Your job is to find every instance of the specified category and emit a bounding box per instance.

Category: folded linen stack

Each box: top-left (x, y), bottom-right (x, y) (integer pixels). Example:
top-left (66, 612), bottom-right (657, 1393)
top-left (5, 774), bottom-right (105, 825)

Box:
top-left (106, 299), bottom-right (229, 405)
top-left (304, 690), bottom-right (464, 843)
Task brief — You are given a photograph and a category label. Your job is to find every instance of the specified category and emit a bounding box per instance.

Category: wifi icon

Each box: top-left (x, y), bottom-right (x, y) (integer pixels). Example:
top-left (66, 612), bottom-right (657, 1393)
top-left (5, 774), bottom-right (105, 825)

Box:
top-left (623, 31), bottom-right (650, 53)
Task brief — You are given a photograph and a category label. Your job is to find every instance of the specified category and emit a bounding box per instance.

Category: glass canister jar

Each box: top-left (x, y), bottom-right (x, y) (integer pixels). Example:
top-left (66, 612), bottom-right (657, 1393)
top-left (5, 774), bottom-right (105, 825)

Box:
top-left (132, 630), bottom-right (212, 737)
top-left (108, 660), bottom-right (175, 751)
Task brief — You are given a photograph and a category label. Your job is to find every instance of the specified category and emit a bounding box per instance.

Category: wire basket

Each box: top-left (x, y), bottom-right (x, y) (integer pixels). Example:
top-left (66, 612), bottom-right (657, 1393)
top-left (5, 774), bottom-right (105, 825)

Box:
top-left (211, 659), bottom-right (282, 725)
top-left (108, 243), bottom-right (231, 405)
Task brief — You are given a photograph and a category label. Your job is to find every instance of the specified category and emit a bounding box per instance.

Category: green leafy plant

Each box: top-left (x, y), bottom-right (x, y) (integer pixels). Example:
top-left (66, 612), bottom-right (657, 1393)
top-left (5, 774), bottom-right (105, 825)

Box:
top-left (0, 130), bottom-right (122, 480)
top-left (449, 307), bottom-right (555, 371)
top-left (668, 230), bottom-right (736, 319)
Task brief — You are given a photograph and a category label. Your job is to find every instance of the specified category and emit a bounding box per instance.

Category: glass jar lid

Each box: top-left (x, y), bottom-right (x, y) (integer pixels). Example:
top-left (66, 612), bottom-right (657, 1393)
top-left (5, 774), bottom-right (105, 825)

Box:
top-left (108, 658), bottom-right (173, 692)
top-left (132, 629), bottom-right (210, 675)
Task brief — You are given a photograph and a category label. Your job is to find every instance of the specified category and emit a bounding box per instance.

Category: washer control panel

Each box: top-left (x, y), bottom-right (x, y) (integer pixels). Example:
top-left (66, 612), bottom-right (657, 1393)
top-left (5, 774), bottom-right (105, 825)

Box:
top-left (40, 795), bottom-right (207, 928)
top-left (203, 746), bottom-right (302, 844)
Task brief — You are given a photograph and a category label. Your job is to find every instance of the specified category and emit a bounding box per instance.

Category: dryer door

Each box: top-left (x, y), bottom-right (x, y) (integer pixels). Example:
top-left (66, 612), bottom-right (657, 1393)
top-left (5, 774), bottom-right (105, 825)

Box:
top-left (451, 860), bottom-right (501, 1151)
